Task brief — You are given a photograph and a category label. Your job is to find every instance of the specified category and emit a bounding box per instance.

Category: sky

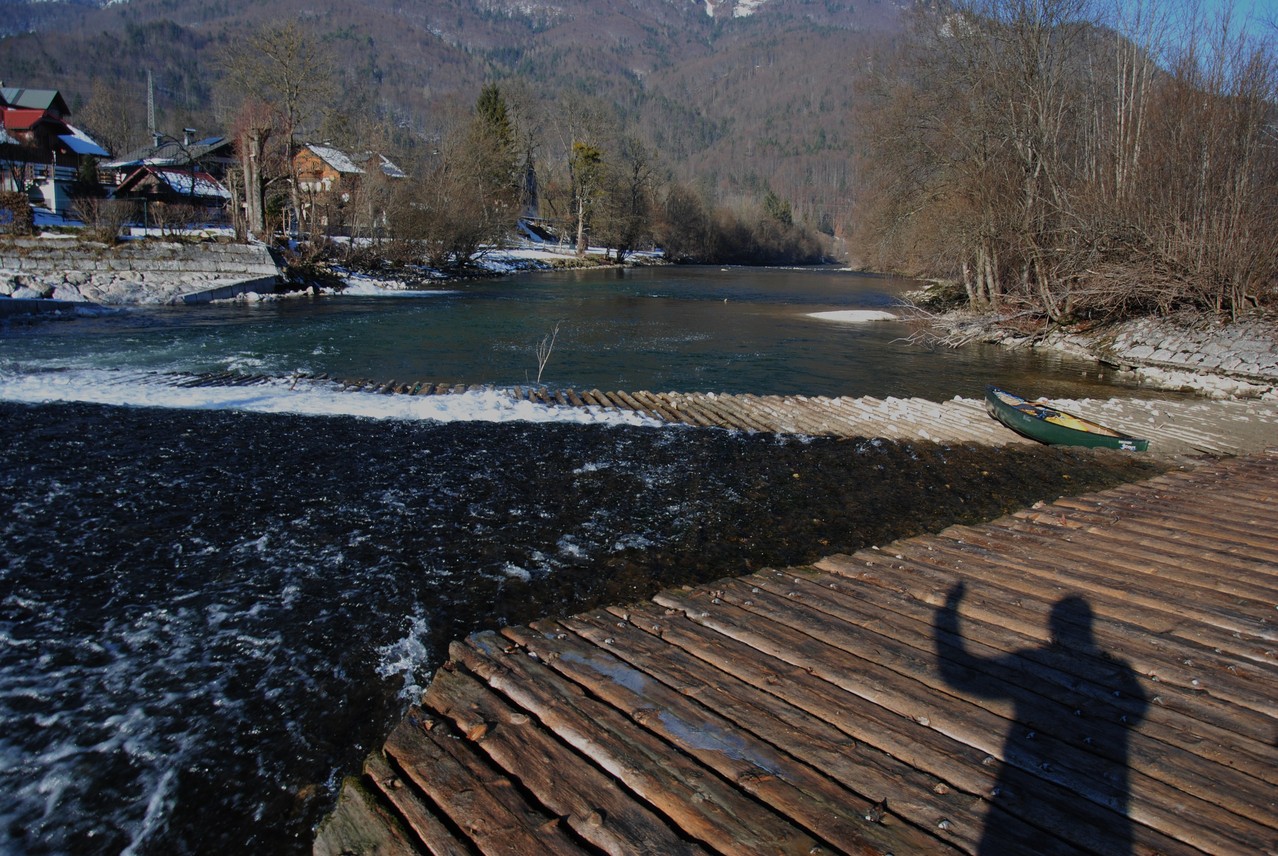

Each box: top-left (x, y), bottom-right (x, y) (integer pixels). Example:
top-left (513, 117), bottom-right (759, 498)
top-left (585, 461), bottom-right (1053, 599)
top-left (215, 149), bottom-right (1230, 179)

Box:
top-left (1202, 0), bottom-right (1275, 36)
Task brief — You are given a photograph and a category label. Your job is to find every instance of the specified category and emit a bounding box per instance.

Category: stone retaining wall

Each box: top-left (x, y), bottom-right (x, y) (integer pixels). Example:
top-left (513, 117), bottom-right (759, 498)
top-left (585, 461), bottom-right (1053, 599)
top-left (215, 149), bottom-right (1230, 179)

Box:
top-left (0, 238), bottom-right (282, 306)
top-left (1106, 317), bottom-right (1278, 380)
top-left (1046, 315), bottom-right (1278, 398)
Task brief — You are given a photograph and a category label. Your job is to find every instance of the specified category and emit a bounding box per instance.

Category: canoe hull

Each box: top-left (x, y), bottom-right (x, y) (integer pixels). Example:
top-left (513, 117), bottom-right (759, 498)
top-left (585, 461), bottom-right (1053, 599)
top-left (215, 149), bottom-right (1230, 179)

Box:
top-left (985, 386), bottom-right (1149, 452)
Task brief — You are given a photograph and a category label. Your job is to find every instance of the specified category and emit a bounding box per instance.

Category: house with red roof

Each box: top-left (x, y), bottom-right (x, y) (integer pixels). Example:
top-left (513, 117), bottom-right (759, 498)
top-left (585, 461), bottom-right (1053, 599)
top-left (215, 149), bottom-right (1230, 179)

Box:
top-left (0, 86), bottom-right (111, 215)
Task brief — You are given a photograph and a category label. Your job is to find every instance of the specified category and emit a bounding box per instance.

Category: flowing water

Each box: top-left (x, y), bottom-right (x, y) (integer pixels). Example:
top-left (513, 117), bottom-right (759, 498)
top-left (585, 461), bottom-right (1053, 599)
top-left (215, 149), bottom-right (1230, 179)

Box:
top-left (0, 266), bottom-right (1167, 854)
top-left (0, 266), bottom-right (1146, 400)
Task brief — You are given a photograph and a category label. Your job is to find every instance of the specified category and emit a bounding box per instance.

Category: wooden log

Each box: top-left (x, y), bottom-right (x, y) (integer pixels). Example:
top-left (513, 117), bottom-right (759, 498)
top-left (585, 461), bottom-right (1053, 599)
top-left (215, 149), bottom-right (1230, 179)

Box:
top-left (451, 632), bottom-right (822, 854)
top-left (653, 393), bottom-right (714, 427)
top-left (1037, 500), bottom-right (1278, 578)
top-left (1028, 481), bottom-right (1278, 563)
top-left (424, 664), bottom-right (708, 855)
top-left (654, 588), bottom-right (1258, 855)
top-left (503, 621), bottom-right (952, 855)
top-left (743, 568), bottom-right (1278, 832)
top-left (896, 529), bottom-right (1278, 687)
top-left (587, 389), bottom-right (618, 410)
top-left (720, 396), bottom-right (782, 432)
top-left (928, 520), bottom-right (1278, 654)
top-left (362, 750), bottom-right (472, 856)
top-left (563, 610), bottom-right (1004, 854)
top-left (611, 602), bottom-right (1197, 856)
top-left (817, 543), bottom-right (1278, 703)
top-left (1017, 509), bottom-right (1278, 603)
top-left (813, 551), bottom-right (1278, 788)
top-left (686, 395), bottom-right (757, 432)
top-left (595, 391), bottom-right (627, 409)
top-left (313, 775), bottom-right (420, 856)
top-left (613, 389), bottom-right (655, 418)
top-left (967, 518), bottom-right (1278, 641)
top-left (630, 390), bottom-right (680, 423)
top-left (383, 706), bottom-right (587, 855)
top-left (666, 397), bottom-right (723, 428)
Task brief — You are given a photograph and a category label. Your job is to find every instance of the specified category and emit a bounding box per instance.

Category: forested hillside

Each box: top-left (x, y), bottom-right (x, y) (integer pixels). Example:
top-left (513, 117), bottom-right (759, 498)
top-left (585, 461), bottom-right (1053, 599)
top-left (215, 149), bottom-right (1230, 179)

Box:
top-left (0, 0), bottom-right (904, 239)
top-left (855, 1), bottom-right (1277, 321)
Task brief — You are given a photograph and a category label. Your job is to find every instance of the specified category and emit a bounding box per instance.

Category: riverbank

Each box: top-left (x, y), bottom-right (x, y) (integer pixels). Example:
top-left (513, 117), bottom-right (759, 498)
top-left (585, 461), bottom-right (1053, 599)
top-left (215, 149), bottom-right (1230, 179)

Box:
top-left (0, 236), bottom-right (282, 306)
top-left (0, 234), bottom-right (659, 311)
top-left (931, 309), bottom-right (1278, 400)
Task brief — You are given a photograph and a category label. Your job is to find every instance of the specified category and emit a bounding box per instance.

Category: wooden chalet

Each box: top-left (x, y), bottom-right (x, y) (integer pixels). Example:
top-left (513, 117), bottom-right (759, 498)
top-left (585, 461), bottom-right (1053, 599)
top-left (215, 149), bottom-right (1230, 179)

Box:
top-left (113, 164), bottom-right (231, 223)
top-left (294, 142), bottom-right (407, 235)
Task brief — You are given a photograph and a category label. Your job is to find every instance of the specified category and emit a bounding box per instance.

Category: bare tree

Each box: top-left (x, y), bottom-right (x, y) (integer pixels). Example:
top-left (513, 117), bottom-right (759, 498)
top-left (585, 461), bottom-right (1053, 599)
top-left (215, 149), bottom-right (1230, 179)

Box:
top-left (535, 321), bottom-right (561, 384)
top-left (595, 136), bottom-right (656, 261)
top-left (229, 99), bottom-right (287, 240)
top-left (854, 0), bottom-right (1278, 321)
top-left (221, 23), bottom-right (336, 239)
top-left (386, 115), bottom-right (518, 270)
top-left (76, 79), bottom-right (144, 159)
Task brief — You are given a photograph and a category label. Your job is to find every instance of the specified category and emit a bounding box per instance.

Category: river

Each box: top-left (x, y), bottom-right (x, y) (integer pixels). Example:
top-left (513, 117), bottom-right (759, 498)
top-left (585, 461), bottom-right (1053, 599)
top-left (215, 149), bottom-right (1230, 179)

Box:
top-left (0, 266), bottom-right (1164, 854)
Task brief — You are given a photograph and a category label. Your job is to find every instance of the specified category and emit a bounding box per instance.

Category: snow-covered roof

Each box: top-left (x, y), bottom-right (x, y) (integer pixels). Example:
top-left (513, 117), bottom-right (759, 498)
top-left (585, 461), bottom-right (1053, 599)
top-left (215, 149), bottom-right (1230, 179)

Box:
top-left (58, 123), bottom-right (111, 157)
top-left (348, 150), bottom-right (409, 179)
top-left (151, 168), bottom-right (231, 199)
top-left (104, 136), bottom-right (231, 171)
top-left (304, 143), bottom-right (364, 175)
top-left (376, 153), bottom-right (408, 179)
top-left (117, 166), bottom-right (231, 200)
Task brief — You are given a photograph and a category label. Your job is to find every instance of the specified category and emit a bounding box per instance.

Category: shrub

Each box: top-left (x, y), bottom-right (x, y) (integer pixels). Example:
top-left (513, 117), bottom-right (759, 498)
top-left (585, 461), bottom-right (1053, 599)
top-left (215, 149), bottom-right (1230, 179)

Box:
top-left (0, 191), bottom-right (35, 236)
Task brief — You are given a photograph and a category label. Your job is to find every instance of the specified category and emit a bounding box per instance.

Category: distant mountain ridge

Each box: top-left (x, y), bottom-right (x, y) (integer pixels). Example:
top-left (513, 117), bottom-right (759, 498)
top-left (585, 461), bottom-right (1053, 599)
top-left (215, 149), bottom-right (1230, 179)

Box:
top-left (0, 0), bottom-right (907, 235)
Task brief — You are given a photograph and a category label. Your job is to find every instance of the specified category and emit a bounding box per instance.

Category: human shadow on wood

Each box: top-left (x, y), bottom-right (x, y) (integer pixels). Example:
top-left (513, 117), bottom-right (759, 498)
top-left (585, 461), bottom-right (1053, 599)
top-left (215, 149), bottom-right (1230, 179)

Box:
top-left (935, 582), bottom-right (1148, 855)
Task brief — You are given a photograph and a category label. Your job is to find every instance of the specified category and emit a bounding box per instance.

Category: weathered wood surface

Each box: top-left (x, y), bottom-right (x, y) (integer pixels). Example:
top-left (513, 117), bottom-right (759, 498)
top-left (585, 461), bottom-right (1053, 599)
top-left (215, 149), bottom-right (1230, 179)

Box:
top-left (156, 371), bottom-right (1278, 459)
top-left (315, 449), bottom-right (1278, 856)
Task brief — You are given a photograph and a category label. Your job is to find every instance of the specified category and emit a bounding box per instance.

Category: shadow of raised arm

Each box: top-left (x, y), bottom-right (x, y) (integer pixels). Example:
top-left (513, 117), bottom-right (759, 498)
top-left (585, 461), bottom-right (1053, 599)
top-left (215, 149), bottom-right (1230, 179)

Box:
top-left (935, 580), bottom-right (1009, 700)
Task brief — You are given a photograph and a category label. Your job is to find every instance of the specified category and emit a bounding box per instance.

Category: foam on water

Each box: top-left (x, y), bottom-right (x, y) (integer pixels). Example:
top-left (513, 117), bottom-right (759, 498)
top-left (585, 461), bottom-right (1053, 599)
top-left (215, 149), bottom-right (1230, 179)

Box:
top-left (0, 368), bottom-right (660, 427)
top-left (375, 614), bottom-right (434, 703)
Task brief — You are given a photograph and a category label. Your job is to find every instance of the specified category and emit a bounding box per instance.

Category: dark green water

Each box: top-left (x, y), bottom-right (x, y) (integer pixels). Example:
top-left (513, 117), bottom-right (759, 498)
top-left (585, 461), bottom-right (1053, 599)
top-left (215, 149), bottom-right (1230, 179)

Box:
top-left (0, 265), bottom-right (1143, 400)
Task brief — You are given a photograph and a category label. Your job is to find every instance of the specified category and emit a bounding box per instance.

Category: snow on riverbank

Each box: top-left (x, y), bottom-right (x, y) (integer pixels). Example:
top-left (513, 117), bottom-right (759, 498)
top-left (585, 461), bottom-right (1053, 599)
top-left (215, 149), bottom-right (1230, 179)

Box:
top-left (807, 309), bottom-right (898, 323)
top-left (934, 309), bottom-right (1278, 400)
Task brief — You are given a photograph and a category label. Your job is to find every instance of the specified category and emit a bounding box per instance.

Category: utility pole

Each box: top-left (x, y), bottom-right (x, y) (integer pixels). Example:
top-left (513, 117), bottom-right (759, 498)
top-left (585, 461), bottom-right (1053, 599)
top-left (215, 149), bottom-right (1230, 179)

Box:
top-left (146, 70), bottom-right (156, 138)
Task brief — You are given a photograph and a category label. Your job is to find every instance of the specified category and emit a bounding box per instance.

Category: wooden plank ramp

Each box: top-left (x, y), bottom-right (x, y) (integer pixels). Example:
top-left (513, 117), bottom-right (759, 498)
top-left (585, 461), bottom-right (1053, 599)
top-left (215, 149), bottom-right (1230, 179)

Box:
top-left (316, 449), bottom-right (1278, 856)
top-left (155, 372), bottom-right (1278, 459)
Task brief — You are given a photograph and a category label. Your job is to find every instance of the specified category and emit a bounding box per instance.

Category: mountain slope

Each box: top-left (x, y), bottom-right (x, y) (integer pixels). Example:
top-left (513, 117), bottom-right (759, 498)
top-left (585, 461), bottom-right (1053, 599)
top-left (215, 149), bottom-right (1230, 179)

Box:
top-left (0, 0), bottom-right (906, 234)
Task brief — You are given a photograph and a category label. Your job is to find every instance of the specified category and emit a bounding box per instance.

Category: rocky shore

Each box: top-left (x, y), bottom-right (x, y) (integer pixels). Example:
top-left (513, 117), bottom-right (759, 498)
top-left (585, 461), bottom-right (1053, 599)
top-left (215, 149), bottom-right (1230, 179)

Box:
top-left (0, 237), bottom-right (282, 308)
top-left (936, 310), bottom-right (1278, 400)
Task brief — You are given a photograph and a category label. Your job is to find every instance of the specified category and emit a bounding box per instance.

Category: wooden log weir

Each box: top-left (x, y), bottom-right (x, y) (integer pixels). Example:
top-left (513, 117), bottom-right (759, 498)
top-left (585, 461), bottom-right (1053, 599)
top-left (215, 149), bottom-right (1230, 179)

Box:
top-left (316, 449), bottom-right (1278, 856)
top-left (156, 371), bottom-right (1278, 460)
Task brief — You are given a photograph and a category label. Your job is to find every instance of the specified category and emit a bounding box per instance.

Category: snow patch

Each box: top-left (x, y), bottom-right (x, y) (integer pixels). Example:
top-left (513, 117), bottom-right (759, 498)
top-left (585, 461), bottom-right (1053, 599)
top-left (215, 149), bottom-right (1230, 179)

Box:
top-left (807, 310), bottom-right (898, 323)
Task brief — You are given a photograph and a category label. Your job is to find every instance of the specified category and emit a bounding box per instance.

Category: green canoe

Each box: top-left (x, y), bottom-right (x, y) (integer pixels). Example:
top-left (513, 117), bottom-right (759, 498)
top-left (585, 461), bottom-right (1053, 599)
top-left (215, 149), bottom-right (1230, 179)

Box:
top-left (985, 386), bottom-right (1149, 452)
